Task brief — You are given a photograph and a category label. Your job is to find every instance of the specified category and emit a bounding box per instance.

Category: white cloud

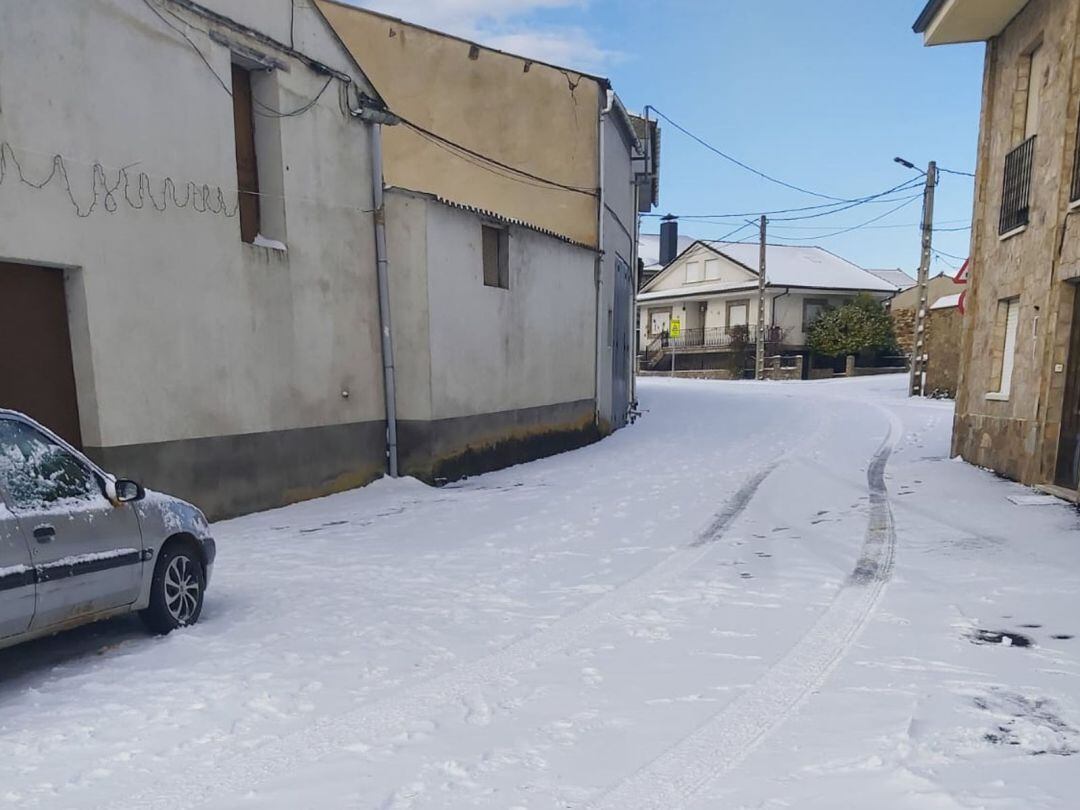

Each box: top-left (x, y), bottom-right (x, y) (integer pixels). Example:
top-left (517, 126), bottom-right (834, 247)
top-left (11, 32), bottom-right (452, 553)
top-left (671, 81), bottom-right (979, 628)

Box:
top-left (350, 0), bottom-right (618, 73)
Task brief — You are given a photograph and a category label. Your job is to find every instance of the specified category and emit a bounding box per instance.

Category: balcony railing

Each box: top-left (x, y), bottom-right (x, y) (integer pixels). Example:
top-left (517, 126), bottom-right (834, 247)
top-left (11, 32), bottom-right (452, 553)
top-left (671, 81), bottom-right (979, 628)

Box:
top-left (999, 135), bottom-right (1035, 235)
top-left (653, 325), bottom-right (785, 350)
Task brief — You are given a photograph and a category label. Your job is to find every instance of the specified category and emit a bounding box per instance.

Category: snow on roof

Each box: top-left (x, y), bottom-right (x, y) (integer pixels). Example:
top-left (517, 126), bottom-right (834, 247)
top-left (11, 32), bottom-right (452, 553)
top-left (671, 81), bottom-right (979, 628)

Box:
top-left (638, 279), bottom-right (757, 302)
top-left (637, 235), bottom-right (896, 294)
top-left (867, 268), bottom-right (917, 290)
top-left (639, 233), bottom-right (697, 269)
top-left (700, 241), bottom-right (897, 292)
top-left (931, 292), bottom-right (962, 310)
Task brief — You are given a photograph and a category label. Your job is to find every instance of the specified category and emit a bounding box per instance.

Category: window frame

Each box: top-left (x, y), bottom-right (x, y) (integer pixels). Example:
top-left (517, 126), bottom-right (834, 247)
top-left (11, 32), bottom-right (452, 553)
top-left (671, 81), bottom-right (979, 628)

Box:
top-left (684, 260), bottom-right (704, 284)
top-left (231, 62), bottom-right (261, 244)
top-left (726, 298), bottom-right (751, 329)
top-left (802, 297), bottom-right (829, 332)
top-left (481, 223), bottom-right (510, 289)
top-left (987, 297), bottom-right (1020, 401)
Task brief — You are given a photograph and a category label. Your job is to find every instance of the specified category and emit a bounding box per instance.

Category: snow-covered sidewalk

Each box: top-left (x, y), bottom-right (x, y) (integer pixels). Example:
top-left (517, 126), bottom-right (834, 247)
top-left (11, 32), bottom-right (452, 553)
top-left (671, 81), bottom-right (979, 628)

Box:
top-left (1, 375), bottom-right (1077, 809)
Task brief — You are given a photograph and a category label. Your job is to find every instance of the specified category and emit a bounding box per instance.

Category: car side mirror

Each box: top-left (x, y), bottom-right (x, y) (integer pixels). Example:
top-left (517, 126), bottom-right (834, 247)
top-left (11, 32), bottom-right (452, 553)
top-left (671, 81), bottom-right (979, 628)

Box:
top-left (114, 479), bottom-right (146, 503)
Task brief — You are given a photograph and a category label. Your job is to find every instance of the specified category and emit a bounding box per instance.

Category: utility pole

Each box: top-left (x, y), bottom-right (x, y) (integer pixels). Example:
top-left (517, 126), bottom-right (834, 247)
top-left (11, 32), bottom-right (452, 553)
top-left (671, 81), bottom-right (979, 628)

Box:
top-left (909, 161), bottom-right (937, 397)
top-left (756, 215), bottom-right (767, 381)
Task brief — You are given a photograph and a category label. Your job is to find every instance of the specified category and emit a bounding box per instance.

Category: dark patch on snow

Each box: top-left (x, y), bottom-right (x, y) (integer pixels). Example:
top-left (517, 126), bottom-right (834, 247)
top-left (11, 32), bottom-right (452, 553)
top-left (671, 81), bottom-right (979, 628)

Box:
top-left (739, 572), bottom-right (753, 579)
top-left (1019, 623), bottom-right (1042, 629)
top-left (322, 520), bottom-right (349, 527)
top-left (975, 691), bottom-right (1079, 757)
top-left (971, 629), bottom-right (1034, 648)
top-left (1052, 634), bottom-right (1074, 641)
top-left (755, 552), bottom-right (772, 558)
top-left (771, 527), bottom-right (788, 533)
top-left (816, 510), bottom-right (829, 516)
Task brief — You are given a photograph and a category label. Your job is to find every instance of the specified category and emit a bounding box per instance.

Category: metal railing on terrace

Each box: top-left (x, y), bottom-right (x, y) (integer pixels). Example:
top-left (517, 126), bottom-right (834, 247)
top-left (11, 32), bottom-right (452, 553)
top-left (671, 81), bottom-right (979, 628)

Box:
top-left (643, 325), bottom-right (786, 353)
top-left (1000, 135), bottom-right (1035, 235)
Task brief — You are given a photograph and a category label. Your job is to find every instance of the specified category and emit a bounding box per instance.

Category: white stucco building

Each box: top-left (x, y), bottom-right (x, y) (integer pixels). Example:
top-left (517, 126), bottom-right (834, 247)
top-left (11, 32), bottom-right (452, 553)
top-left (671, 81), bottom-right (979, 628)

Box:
top-left (0, 0), bottom-right (390, 518)
top-left (637, 238), bottom-right (901, 376)
top-left (385, 188), bottom-right (600, 480)
top-left (0, 0), bottom-right (658, 517)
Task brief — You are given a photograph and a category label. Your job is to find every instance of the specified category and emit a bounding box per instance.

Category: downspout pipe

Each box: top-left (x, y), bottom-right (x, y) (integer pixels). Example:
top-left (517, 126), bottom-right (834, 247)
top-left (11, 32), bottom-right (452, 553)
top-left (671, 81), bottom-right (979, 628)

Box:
top-left (771, 286), bottom-right (790, 325)
top-left (352, 104), bottom-right (401, 477)
top-left (370, 123), bottom-right (398, 477)
top-left (594, 90), bottom-right (613, 427)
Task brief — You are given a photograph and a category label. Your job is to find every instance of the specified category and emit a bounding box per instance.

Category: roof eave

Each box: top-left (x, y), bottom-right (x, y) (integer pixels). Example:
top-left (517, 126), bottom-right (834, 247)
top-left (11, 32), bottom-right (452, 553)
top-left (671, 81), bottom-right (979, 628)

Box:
top-left (913, 0), bottom-right (1029, 46)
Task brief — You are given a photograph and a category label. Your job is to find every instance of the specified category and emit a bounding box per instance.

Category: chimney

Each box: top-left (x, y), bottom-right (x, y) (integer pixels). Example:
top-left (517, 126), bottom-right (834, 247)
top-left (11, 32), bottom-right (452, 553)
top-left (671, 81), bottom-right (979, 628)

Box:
top-left (659, 215), bottom-right (678, 266)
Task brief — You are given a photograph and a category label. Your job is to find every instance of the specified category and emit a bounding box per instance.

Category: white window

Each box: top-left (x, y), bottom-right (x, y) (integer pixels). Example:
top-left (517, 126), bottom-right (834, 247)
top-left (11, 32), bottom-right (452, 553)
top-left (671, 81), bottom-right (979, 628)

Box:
top-left (684, 261), bottom-right (703, 283)
top-left (727, 299), bottom-right (749, 328)
top-left (704, 258), bottom-right (721, 280)
top-left (991, 298), bottom-right (1020, 399)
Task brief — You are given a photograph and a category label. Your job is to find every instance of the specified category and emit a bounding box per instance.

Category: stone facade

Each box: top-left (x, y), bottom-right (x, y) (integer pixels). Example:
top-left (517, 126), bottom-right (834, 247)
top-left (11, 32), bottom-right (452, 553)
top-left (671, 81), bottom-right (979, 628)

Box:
top-left (953, 0), bottom-right (1080, 486)
top-left (889, 273), bottom-right (962, 356)
top-left (925, 306), bottom-right (963, 397)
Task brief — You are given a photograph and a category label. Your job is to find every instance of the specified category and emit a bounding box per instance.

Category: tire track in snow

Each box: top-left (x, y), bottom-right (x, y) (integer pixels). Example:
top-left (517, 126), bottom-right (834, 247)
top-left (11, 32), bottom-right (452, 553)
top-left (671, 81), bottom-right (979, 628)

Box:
top-left (119, 416), bottom-right (831, 810)
top-left (588, 407), bottom-right (902, 810)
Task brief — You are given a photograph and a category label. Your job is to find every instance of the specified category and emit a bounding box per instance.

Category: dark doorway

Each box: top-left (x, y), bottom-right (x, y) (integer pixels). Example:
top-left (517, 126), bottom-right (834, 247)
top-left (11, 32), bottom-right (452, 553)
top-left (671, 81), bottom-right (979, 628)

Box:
top-left (1055, 284), bottom-right (1080, 489)
top-left (0, 262), bottom-right (83, 446)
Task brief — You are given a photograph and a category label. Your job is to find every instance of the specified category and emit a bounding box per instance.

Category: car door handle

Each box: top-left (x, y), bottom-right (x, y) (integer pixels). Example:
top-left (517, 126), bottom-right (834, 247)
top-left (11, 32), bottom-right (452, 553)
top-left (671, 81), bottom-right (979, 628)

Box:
top-left (32, 525), bottom-right (56, 543)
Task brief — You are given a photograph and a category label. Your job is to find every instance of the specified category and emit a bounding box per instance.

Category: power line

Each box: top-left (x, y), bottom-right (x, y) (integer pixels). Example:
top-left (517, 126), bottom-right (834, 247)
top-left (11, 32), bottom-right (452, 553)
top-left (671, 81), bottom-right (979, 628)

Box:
top-left (646, 106), bottom-right (848, 201)
top-left (934, 247), bottom-right (969, 261)
top-left (142, 0), bottom-right (337, 119)
top-left (641, 178), bottom-right (924, 222)
top-left (768, 194), bottom-right (923, 241)
top-left (939, 167), bottom-right (975, 178)
top-left (682, 216), bottom-right (970, 232)
top-left (701, 221), bottom-right (757, 244)
top-left (397, 115), bottom-right (597, 197)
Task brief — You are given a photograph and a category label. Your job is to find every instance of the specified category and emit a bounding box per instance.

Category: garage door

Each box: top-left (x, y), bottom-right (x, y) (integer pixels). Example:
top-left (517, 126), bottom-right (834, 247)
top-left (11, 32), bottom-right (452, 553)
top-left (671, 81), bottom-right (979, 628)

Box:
top-left (0, 262), bottom-right (82, 447)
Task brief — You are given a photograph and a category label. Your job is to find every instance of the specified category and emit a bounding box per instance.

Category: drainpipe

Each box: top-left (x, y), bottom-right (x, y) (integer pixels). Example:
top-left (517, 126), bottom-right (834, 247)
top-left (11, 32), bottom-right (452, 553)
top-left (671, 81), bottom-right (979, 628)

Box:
top-left (771, 286), bottom-right (790, 326)
top-left (593, 90), bottom-right (613, 427)
top-left (370, 124), bottom-right (399, 476)
top-left (350, 102), bottom-right (401, 477)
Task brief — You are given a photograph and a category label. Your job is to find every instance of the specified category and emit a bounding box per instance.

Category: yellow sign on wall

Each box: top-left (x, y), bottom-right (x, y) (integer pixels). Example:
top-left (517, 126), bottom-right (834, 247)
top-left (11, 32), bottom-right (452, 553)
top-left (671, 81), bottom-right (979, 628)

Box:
top-left (670, 319), bottom-right (681, 338)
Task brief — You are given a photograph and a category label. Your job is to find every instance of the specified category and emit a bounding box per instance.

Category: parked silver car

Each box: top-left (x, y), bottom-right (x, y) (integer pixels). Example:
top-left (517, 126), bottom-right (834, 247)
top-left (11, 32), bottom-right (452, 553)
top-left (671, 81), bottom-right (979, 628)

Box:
top-left (0, 410), bottom-right (215, 651)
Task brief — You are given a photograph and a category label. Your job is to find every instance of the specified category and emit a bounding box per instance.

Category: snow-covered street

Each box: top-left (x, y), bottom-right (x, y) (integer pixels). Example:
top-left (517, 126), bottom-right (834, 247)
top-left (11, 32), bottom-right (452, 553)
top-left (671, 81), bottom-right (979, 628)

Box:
top-left (1, 375), bottom-right (1078, 809)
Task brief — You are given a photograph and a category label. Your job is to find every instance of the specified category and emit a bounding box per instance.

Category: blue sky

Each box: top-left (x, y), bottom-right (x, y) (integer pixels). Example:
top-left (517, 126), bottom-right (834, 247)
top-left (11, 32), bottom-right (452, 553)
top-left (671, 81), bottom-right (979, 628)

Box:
top-left (358, 1), bottom-right (985, 274)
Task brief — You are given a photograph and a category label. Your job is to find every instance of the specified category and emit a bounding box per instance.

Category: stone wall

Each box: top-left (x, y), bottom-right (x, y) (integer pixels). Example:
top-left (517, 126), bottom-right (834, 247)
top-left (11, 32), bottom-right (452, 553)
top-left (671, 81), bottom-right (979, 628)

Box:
top-left (925, 307), bottom-right (962, 397)
top-left (953, 0), bottom-right (1080, 487)
top-left (891, 307), bottom-right (916, 356)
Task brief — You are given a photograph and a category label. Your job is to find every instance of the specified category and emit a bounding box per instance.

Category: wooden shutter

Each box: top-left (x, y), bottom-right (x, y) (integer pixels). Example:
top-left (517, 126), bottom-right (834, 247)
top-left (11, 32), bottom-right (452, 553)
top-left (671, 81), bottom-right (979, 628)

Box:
top-left (231, 64), bottom-right (260, 243)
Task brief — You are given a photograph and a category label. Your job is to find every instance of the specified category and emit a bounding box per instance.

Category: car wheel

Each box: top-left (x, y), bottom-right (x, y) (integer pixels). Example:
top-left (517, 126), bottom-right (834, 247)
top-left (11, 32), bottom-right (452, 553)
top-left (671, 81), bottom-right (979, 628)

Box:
top-left (141, 543), bottom-right (205, 634)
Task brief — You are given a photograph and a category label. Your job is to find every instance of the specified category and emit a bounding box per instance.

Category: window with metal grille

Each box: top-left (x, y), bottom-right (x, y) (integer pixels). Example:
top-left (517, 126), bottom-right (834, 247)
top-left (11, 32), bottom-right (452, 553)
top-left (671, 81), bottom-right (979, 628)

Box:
top-left (999, 135), bottom-right (1035, 235)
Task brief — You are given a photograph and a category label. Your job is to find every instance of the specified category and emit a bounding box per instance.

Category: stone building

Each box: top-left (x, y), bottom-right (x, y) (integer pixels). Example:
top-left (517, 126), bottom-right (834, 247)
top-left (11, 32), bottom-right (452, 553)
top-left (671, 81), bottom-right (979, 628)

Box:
top-left (925, 295), bottom-right (964, 397)
top-left (889, 272), bottom-right (959, 355)
top-left (915, 0), bottom-right (1080, 494)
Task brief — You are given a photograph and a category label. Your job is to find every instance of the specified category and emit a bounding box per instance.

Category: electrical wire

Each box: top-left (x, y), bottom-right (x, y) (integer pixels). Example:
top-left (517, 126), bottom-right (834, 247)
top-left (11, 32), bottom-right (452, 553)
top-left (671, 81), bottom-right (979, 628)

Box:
top-left (700, 221), bottom-right (757, 244)
top-left (768, 193), bottom-right (923, 241)
top-left (646, 106), bottom-right (850, 201)
top-left (939, 167), bottom-right (976, 178)
top-left (641, 177), bottom-right (925, 221)
top-left (934, 247), bottom-right (969, 261)
top-left (397, 115), bottom-right (597, 197)
top-left (141, 0), bottom-right (336, 119)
